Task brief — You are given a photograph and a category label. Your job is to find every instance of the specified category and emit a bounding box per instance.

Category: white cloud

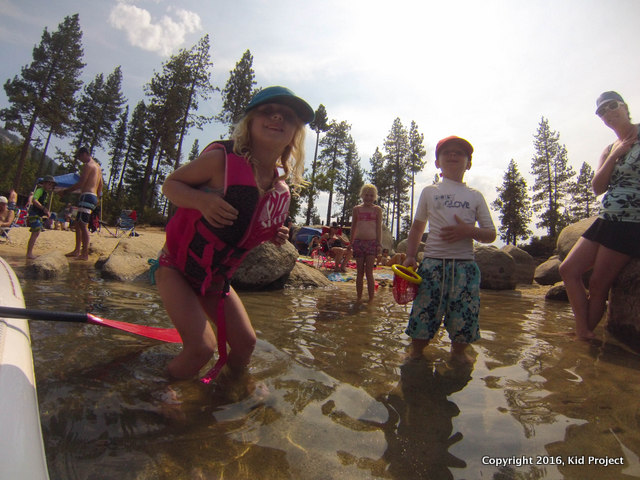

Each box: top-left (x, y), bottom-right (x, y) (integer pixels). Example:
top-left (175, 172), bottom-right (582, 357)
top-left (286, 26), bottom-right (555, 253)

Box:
top-left (108, 1), bottom-right (202, 56)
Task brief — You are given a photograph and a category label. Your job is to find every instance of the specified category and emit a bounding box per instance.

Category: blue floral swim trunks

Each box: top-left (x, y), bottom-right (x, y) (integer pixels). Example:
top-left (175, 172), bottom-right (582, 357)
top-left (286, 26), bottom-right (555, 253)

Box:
top-left (405, 257), bottom-right (481, 344)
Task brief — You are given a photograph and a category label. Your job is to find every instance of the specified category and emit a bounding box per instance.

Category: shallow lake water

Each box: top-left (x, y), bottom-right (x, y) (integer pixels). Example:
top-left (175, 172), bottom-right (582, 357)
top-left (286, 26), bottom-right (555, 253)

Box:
top-left (6, 254), bottom-right (640, 480)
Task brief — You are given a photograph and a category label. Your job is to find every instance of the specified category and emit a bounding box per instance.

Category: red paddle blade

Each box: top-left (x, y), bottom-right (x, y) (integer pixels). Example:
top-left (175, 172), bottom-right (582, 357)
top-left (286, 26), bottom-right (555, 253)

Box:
top-left (86, 313), bottom-right (182, 343)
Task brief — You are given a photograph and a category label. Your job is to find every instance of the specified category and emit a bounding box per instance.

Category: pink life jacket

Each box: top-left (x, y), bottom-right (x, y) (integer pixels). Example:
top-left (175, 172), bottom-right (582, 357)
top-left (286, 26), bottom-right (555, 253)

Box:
top-left (164, 141), bottom-right (291, 296)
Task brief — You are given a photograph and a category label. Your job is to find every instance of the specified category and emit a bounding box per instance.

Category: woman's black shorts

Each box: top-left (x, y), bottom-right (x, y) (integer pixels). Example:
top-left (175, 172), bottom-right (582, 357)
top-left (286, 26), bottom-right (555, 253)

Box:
top-left (582, 218), bottom-right (640, 257)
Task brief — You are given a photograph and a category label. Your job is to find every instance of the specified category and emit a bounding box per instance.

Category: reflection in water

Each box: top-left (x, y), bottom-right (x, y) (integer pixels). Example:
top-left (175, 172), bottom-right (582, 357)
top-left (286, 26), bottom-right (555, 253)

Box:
top-left (3, 254), bottom-right (640, 479)
top-left (379, 360), bottom-right (471, 479)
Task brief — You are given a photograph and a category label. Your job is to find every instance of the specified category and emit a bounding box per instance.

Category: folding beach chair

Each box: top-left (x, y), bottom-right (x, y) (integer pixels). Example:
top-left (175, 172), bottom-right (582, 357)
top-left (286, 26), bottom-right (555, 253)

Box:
top-left (99, 210), bottom-right (137, 238)
top-left (116, 210), bottom-right (137, 237)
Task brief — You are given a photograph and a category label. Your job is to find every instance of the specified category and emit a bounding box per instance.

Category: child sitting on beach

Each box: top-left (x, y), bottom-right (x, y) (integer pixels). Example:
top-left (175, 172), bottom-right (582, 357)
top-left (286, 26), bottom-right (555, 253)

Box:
top-left (155, 86), bottom-right (314, 384)
top-left (403, 136), bottom-right (495, 365)
top-left (349, 184), bottom-right (382, 301)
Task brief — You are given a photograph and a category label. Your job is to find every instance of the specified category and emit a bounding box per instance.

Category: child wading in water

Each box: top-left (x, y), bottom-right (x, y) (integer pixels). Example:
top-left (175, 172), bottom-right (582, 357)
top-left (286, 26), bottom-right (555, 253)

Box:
top-left (349, 184), bottom-right (382, 301)
top-left (155, 86), bottom-right (313, 385)
top-left (403, 136), bottom-right (495, 365)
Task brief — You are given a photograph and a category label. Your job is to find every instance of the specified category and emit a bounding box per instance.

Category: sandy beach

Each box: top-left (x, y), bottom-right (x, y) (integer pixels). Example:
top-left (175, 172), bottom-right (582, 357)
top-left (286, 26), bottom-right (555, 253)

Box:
top-left (0, 225), bottom-right (167, 260)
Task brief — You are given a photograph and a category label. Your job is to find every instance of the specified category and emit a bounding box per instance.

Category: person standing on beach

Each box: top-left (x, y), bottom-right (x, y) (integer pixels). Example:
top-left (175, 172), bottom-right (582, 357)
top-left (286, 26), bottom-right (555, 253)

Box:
top-left (26, 176), bottom-right (57, 259)
top-left (349, 184), bottom-right (382, 302)
top-left (402, 136), bottom-right (496, 365)
top-left (559, 91), bottom-right (640, 339)
top-left (61, 147), bottom-right (103, 261)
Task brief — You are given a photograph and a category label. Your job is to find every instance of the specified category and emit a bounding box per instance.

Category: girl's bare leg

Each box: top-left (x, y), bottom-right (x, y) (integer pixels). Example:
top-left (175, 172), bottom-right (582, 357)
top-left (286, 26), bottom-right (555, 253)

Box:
top-left (364, 254), bottom-right (376, 300)
top-left (156, 266), bottom-right (216, 379)
top-left (355, 257), bottom-right (365, 301)
top-left (586, 245), bottom-right (631, 331)
top-left (559, 238), bottom-right (598, 339)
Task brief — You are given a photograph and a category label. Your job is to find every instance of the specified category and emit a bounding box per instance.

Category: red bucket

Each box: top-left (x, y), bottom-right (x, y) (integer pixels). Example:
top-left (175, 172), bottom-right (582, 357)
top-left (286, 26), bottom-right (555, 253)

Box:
top-left (391, 264), bottom-right (422, 304)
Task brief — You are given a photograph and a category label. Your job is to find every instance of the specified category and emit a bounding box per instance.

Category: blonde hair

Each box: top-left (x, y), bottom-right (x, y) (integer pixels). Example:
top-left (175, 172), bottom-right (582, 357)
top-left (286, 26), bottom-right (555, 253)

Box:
top-left (360, 183), bottom-right (378, 201)
top-left (231, 110), bottom-right (308, 194)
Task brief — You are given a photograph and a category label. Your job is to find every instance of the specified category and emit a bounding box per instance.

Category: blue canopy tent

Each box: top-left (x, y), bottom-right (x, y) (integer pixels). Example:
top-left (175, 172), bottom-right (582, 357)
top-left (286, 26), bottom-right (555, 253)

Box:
top-left (36, 173), bottom-right (81, 193)
top-left (295, 226), bottom-right (322, 254)
top-left (34, 173), bottom-right (102, 227)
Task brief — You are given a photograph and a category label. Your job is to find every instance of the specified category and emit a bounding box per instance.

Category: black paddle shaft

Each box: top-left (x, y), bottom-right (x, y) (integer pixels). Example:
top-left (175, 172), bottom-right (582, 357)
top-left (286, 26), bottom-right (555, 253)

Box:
top-left (0, 306), bottom-right (89, 323)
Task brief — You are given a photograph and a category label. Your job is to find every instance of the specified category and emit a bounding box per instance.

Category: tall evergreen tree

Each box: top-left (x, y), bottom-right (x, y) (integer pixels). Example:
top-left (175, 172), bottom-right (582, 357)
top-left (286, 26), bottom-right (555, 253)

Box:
top-left (383, 118), bottom-right (410, 239)
top-left (369, 147), bottom-right (393, 226)
top-left (106, 105), bottom-right (129, 190)
top-left (530, 117), bottom-right (575, 238)
top-left (568, 161), bottom-right (598, 221)
top-left (141, 50), bottom-right (193, 209)
top-left (72, 66), bottom-right (126, 164)
top-left (1, 14), bottom-right (84, 190)
top-left (215, 49), bottom-right (258, 135)
top-left (336, 140), bottom-right (364, 223)
top-left (171, 35), bottom-right (216, 171)
top-left (304, 104), bottom-right (329, 224)
top-left (492, 159), bottom-right (532, 245)
top-left (119, 101), bottom-right (149, 200)
top-left (407, 121), bottom-right (427, 223)
top-left (316, 120), bottom-right (352, 225)
top-left (188, 139), bottom-right (200, 162)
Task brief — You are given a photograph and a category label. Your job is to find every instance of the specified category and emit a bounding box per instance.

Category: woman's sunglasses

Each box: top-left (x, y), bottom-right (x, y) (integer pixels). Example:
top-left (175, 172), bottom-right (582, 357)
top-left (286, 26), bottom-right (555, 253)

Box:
top-left (596, 101), bottom-right (622, 117)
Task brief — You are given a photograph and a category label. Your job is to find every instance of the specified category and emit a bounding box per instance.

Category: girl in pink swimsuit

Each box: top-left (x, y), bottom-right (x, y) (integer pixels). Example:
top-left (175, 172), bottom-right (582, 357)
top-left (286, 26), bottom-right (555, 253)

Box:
top-left (156, 86), bottom-right (314, 383)
top-left (349, 184), bottom-right (383, 301)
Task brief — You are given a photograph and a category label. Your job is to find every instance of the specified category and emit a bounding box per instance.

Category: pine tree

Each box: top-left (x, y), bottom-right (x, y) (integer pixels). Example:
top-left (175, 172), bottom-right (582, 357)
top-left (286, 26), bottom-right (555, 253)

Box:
top-left (335, 140), bottom-right (364, 223)
top-left (107, 105), bottom-right (129, 190)
top-left (530, 117), bottom-right (575, 238)
top-left (304, 104), bottom-right (329, 224)
top-left (492, 159), bottom-right (532, 245)
top-left (72, 66), bottom-right (126, 164)
top-left (316, 120), bottom-right (352, 225)
top-left (407, 121), bottom-right (426, 223)
top-left (119, 101), bottom-right (149, 200)
top-left (1, 14), bottom-right (84, 190)
top-left (141, 50), bottom-right (193, 209)
top-left (568, 161), bottom-right (598, 221)
top-left (188, 139), bottom-right (200, 162)
top-left (171, 35), bottom-right (216, 170)
top-left (369, 147), bottom-right (393, 226)
top-left (383, 118), bottom-right (410, 239)
top-left (216, 49), bottom-right (257, 135)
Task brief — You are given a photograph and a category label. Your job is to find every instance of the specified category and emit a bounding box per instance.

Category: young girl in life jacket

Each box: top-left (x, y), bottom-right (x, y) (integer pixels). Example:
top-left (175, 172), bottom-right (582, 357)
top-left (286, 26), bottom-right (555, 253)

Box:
top-left (156, 86), bottom-right (314, 383)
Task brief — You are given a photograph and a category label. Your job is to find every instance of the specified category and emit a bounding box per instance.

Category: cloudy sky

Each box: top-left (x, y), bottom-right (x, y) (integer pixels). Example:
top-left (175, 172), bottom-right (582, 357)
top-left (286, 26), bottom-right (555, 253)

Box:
top-left (1, 0), bottom-right (639, 235)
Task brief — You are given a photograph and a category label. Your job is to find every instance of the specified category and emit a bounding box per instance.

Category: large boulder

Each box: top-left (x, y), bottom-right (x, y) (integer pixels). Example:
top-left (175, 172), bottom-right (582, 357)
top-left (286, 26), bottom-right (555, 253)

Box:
top-left (534, 256), bottom-right (562, 286)
top-left (25, 251), bottom-right (69, 279)
top-left (501, 245), bottom-right (536, 285)
top-left (231, 241), bottom-right (298, 290)
top-left (101, 237), bottom-right (164, 282)
top-left (284, 262), bottom-right (334, 288)
top-left (474, 245), bottom-right (516, 290)
top-left (556, 216), bottom-right (597, 260)
top-left (607, 259), bottom-right (640, 350)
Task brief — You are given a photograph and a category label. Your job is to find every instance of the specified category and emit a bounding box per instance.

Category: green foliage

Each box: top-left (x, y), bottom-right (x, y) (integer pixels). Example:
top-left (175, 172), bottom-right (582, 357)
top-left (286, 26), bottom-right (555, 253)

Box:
top-left (216, 49), bottom-right (257, 135)
top-left (383, 118), bottom-right (411, 239)
top-left (304, 104), bottom-right (330, 224)
top-left (71, 66), bottom-right (126, 162)
top-left (106, 105), bottom-right (129, 190)
top-left (520, 235), bottom-right (556, 260)
top-left (492, 159), bottom-right (533, 245)
top-left (568, 161), bottom-right (598, 221)
top-left (1, 14), bottom-right (85, 189)
top-left (407, 121), bottom-right (426, 222)
top-left (316, 120), bottom-right (353, 224)
top-left (530, 116), bottom-right (575, 239)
